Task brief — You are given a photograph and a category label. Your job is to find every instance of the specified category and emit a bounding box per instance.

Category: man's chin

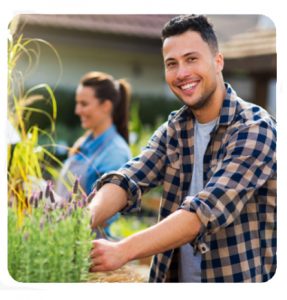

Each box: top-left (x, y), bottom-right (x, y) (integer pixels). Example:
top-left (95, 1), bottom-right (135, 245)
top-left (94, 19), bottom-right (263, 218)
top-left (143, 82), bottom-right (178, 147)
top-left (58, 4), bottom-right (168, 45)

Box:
top-left (178, 95), bottom-right (211, 111)
top-left (176, 94), bottom-right (201, 108)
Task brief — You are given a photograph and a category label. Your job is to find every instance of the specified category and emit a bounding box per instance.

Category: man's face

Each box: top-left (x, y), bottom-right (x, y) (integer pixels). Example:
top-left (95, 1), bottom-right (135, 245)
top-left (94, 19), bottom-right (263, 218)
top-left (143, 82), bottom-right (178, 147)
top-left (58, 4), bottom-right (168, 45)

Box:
top-left (162, 30), bottom-right (223, 110)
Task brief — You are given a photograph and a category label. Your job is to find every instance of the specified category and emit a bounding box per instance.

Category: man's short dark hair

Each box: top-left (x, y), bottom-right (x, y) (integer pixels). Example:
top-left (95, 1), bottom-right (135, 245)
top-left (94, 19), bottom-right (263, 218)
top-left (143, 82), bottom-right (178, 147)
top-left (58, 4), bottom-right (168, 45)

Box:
top-left (162, 14), bottom-right (219, 54)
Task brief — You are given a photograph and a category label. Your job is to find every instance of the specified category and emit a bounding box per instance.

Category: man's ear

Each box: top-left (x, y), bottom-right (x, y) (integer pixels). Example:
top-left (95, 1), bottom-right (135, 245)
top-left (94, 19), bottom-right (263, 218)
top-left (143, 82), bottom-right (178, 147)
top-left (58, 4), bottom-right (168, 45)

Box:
top-left (215, 52), bottom-right (224, 73)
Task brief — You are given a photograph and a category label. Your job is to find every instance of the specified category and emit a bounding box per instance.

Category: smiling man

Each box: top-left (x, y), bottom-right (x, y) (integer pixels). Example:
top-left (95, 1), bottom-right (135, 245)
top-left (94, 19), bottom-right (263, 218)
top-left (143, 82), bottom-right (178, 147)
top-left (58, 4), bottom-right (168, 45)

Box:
top-left (88, 15), bottom-right (276, 282)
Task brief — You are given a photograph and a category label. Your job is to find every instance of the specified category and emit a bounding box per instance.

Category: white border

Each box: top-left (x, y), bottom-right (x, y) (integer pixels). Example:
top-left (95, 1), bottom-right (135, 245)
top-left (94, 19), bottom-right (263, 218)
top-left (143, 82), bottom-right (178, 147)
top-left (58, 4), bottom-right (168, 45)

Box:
top-left (1, 1), bottom-right (286, 299)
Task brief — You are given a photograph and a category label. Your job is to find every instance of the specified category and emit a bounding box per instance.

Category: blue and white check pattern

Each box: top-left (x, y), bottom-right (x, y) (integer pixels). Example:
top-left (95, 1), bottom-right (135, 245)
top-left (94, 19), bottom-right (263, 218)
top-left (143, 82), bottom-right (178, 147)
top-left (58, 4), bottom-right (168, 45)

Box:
top-left (96, 83), bottom-right (276, 282)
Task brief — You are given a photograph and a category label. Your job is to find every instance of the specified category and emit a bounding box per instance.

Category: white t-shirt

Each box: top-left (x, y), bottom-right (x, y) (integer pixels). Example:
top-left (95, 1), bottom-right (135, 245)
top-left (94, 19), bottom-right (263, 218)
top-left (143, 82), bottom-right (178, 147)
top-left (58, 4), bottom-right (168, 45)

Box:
top-left (179, 118), bottom-right (218, 282)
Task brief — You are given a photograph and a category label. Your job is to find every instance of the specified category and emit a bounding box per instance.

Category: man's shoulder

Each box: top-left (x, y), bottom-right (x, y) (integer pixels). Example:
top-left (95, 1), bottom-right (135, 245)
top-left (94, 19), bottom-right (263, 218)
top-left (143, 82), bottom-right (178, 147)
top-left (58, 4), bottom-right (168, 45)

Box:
top-left (233, 97), bottom-right (276, 129)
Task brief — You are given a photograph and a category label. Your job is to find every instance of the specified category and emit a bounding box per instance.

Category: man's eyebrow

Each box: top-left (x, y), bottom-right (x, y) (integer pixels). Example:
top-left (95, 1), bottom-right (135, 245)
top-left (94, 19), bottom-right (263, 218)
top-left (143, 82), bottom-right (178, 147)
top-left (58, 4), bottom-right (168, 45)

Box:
top-left (183, 51), bottom-right (199, 57)
top-left (164, 51), bottom-right (200, 63)
top-left (164, 57), bottom-right (176, 63)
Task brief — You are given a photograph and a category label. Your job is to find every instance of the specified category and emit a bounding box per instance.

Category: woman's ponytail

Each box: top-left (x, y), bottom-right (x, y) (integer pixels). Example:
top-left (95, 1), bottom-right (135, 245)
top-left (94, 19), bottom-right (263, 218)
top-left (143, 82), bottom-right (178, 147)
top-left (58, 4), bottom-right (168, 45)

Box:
top-left (113, 79), bottom-right (131, 144)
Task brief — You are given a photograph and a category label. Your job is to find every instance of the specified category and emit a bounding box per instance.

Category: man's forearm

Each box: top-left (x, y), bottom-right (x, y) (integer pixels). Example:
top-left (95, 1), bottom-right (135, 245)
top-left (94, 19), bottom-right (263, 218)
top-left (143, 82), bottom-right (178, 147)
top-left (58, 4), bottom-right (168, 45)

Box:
top-left (88, 183), bottom-right (128, 229)
top-left (120, 209), bottom-right (201, 261)
top-left (90, 207), bottom-right (202, 272)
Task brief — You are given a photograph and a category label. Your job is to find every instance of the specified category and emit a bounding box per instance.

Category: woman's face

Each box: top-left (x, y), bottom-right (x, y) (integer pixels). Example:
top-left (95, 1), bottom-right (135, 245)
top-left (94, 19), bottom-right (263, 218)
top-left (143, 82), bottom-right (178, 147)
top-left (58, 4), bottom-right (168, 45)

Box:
top-left (75, 85), bottom-right (111, 132)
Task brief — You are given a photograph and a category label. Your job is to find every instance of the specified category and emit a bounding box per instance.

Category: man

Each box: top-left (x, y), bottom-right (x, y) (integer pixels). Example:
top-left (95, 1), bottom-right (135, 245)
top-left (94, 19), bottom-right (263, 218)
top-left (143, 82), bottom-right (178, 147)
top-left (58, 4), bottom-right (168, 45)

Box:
top-left (88, 15), bottom-right (276, 282)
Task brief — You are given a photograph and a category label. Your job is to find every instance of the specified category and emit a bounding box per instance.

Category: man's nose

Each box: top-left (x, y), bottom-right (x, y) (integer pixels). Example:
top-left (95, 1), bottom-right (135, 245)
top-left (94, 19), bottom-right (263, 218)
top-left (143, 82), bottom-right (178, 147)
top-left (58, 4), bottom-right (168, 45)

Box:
top-left (176, 65), bottom-right (190, 81)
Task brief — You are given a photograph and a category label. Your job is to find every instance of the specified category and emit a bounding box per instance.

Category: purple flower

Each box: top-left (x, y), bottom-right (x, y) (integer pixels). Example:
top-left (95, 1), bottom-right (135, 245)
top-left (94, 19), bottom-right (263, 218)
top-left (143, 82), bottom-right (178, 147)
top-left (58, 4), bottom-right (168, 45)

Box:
top-left (86, 191), bottom-right (96, 204)
top-left (49, 190), bottom-right (55, 203)
top-left (29, 194), bottom-right (34, 205)
top-left (45, 182), bottom-right (51, 198)
top-left (67, 192), bottom-right (72, 203)
top-left (72, 178), bottom-right (79, 194)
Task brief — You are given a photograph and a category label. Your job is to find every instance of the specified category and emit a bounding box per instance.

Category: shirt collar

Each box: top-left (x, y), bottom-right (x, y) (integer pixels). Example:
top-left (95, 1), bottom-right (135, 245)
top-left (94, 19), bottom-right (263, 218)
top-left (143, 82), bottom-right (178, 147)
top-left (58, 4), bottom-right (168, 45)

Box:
top-left (81, 125), bottom-right (117, 153)
top-left (218, 82), bottom-right (238, 126)
top-left (172, 82), bottom-right (238, 127)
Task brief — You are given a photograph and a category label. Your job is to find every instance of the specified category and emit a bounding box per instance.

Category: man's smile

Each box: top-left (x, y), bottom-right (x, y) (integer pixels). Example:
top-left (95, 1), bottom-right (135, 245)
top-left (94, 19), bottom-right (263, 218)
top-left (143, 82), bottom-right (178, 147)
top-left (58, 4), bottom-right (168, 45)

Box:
top-left (177, 80), bottom-right (200, 95)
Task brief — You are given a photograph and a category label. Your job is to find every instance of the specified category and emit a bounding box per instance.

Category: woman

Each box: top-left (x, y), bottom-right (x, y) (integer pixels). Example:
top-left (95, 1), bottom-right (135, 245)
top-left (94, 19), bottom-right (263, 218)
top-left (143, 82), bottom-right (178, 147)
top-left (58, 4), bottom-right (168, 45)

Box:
top-left (56, 71), bottom-right (131, 235)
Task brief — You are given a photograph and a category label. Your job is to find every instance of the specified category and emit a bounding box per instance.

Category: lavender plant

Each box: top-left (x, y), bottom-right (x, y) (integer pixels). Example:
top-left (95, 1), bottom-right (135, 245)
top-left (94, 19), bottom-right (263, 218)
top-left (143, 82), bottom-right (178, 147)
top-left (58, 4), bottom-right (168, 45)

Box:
top-left (8, 179), bottom-right (96, 282)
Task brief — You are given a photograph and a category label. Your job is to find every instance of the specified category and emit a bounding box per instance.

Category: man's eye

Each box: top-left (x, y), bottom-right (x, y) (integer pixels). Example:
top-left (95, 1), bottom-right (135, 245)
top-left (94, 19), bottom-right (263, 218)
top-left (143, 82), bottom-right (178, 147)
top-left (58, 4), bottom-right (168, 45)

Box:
top-left (166, 62), bottom-right (176, 68)
top-left (187, 57), bottom-right (197, 62)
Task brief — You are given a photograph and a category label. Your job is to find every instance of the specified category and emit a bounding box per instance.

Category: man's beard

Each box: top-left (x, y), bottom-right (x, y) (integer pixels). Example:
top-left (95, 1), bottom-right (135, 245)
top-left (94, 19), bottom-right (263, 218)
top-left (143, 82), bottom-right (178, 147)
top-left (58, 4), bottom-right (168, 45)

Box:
top-left (175, 90), bottom-right (214, 111)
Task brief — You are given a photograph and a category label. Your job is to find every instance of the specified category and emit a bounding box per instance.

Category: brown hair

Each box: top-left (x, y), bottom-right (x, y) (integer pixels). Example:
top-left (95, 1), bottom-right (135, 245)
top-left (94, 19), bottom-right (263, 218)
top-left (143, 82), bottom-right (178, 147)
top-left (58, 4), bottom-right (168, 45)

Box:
top-left (162, 15), bottom-right (219, 55)
top-left (79, 71), bottom-right (131, 143)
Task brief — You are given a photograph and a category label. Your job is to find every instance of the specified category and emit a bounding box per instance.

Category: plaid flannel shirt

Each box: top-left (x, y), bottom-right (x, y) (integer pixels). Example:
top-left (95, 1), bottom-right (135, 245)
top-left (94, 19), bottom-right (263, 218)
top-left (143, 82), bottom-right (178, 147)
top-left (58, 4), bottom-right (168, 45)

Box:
top-left (95, 83), bottom-right (276, 282)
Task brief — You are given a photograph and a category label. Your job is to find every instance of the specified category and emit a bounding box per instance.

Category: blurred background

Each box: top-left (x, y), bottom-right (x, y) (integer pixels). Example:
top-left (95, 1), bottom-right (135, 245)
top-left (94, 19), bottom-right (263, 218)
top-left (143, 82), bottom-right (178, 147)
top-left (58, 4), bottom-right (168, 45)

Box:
top-left (11, 14), bottom-right (276, 157)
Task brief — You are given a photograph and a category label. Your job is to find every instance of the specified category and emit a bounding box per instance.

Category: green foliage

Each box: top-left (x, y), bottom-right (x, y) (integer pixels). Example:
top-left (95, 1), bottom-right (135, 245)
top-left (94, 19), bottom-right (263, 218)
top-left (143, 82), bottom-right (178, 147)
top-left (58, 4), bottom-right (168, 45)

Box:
top-left (129, 101), bottom-right (153, 157)
top-left (132, 95), bottom-right (181, 127)
top-left (110, 216), bottom-right (151, 238)
top-left (8, 181), bottom-right (96, 282)
top-left (128, 100), bottom-right (173, 157)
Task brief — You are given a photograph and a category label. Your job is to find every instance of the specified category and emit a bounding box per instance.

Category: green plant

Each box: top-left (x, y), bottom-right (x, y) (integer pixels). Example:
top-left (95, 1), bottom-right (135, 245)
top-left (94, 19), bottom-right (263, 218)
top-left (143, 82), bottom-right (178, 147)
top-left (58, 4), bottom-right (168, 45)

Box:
top-left (8, 180), bottom-right (96, 282)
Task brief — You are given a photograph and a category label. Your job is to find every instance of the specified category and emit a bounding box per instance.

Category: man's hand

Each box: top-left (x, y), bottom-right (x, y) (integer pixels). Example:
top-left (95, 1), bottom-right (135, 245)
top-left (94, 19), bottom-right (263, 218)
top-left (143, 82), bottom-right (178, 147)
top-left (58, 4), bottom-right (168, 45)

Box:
top-left (90, 239), bottom-right (129, 272)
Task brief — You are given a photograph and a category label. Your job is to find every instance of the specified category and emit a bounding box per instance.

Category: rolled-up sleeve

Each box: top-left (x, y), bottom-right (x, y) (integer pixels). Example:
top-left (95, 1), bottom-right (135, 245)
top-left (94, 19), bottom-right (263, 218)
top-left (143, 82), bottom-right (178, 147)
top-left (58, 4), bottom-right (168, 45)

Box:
top-left (180, 120), bottom-right (276, 247)
top-left (95, 171), bottom-right (141, 214)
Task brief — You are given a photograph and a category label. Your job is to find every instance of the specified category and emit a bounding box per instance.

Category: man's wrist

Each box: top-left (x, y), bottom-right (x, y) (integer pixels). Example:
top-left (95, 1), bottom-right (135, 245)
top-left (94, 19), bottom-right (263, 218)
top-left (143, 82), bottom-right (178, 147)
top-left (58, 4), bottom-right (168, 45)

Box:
top-left (117, 238), bottom-right (136, 263)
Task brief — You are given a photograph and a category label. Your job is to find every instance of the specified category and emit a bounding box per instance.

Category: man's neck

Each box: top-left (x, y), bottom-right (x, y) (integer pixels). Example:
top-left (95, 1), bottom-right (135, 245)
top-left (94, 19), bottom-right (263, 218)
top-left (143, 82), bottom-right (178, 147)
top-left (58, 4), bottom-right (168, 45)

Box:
top-left (192, 80), bottom-right (226, 124)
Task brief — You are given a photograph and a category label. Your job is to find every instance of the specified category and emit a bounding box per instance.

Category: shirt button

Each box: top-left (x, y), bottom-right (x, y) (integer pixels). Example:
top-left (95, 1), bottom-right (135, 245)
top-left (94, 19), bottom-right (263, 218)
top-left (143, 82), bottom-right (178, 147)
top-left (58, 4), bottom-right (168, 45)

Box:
top-left (199, 243), bottom-right (209, 253)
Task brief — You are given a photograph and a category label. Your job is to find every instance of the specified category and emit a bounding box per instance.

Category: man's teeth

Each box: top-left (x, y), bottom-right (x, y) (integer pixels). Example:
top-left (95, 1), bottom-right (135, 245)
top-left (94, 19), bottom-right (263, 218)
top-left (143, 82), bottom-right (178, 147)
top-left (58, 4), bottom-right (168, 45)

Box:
top-left (181, 82), bottom-right (197, 90)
